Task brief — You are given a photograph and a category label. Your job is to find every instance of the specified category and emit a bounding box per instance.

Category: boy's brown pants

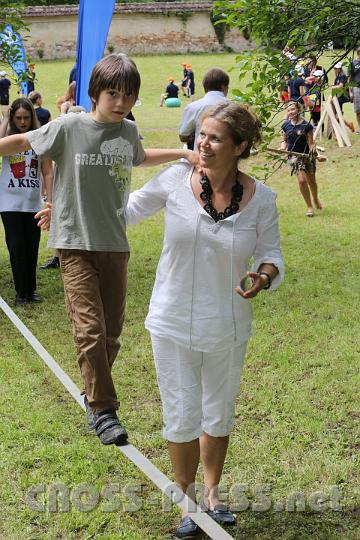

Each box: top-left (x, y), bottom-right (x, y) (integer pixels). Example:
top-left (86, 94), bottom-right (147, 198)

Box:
top-left (59, 249), bottom-right (129, 413)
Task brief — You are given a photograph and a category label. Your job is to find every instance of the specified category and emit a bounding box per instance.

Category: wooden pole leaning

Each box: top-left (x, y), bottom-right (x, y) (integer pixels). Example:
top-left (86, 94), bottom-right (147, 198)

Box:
top-left (332, 95), bottom-right (352, 147)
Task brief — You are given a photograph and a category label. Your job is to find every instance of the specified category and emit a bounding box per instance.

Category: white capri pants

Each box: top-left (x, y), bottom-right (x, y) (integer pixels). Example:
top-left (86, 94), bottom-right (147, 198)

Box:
top-left (151, 335), bottom-right (247, 443)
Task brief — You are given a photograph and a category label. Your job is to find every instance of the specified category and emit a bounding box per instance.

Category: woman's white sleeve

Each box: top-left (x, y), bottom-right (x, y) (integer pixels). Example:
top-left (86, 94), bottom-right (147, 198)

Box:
top-left (126, 170), bottom-right (169, 225)
top-left (251, 193), bottom-right (285, 290)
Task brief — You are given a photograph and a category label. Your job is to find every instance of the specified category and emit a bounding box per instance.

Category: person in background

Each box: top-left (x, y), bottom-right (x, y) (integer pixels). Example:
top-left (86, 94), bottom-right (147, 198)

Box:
top-left (331, 62), bottom-right (354, 133)
top-left (60, 81), bottom-right (76, 114)
top-left (281, 100), bottom-right (324, 217)
top-left (69, 63), bottom-right (77, 84)
top-left (28, 91), bottom-right (51, 126)
top-left (26, 64), bottom-right (36, 95)
top-left (160, 76), bottom-right (179, 107)
top-left (348, 46), bottom-right (360, 134)
top-left (179, 67), bottom-right (229, 150)
top-left (280, 73), bottom-right (290, 118)
top-left (126, 101), bottom-right (284, 539)
top-left (180, 63), bottom-right (188, 97)
top-left (287, 65), bottom-right (305, 102)
top-left (0, 98), bottom-right (53, 305)
top-left (307, 70), bottom-right (324, 128)
top-left (0, 71), bottom-right (11, 119)
top-left (185, 64), bottom-right (195, 99)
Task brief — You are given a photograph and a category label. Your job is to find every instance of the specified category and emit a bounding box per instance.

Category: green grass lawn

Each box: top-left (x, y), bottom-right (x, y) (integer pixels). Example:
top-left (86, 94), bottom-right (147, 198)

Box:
top-left (0, 54), bottom-right (359, 540)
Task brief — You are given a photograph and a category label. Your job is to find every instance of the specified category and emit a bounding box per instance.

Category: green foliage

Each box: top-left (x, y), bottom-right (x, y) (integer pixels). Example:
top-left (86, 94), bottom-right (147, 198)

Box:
top-left (174, 10), bottom-right (192, 25)
top-left (0, 1), bottom-right (31, 87)
top-left (213, 0), bottom-right (360, 147)
top-left (210, 12), bottom-right (227, 46)
top-left (0, 0), bottom-right (27, 36)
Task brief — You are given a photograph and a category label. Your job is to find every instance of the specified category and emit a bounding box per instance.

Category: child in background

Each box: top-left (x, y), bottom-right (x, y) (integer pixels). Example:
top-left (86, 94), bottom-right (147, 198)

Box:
top-left (159, 76), bottom-right (179, 106)
top-left (0, 54), bottom-right (198, 446)
top-left (180, 62), bottom-right (188, 96)
top-left (0, 98), bottom-right (53, 305)
top-left (281, 100), bottom-right (324, 217)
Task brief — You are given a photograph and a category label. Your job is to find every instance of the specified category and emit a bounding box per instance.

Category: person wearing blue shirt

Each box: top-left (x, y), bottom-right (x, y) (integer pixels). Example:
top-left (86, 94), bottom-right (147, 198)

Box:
top-left (281, 100), bottom-right (324, 217)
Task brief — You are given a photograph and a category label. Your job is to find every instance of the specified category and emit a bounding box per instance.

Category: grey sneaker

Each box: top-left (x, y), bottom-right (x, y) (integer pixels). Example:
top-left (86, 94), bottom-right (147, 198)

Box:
top-left (94, 409), bottom-right (128, 446)
top-left (84, 396), bottom-right (96, 431)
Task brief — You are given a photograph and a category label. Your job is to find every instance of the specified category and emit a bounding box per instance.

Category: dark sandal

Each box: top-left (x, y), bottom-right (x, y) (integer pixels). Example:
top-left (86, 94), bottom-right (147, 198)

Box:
top-left (175, 515), bottom-right (201, 538)
top-left (94, 409), bottom-right (128, 446)
top-left (205, 504), bottom-right (236, 526)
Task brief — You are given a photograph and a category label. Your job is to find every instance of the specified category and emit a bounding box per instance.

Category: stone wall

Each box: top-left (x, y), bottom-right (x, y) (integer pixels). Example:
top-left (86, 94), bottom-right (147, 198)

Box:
top-left (22, 3), bottom-right (252, 59)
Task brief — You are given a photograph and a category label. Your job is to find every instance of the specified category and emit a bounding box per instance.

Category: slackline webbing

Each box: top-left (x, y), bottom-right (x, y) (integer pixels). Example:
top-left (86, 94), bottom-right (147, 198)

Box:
top-left (0, 296), bottom-right (235, 540)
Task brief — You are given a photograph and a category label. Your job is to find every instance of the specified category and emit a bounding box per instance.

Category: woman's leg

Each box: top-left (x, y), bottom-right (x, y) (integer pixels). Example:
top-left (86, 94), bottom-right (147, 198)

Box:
top-left (200, 433), bottom-right (229, 508)
top-left (168, 439), bottom-right (200, 512)
top-left (200, 343), bottom-right (247, 510)
top-left (307, 172), bottom-right (322, 209)
top-left (297, 170), bottom-right (314, 213)
top-left (151, 335), bottom-right (203, 514)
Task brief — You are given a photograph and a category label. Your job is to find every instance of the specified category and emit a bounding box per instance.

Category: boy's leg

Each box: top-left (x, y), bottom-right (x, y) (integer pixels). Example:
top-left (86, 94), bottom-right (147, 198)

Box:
top-left (98, 251), bottom-right (129, 371)
top-left (59, 250), bottom-right (120, 413)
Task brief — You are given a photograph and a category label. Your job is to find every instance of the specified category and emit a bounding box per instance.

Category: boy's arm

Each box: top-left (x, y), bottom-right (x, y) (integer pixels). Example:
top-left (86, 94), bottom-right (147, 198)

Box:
top-left (0, 133), bottom-right (32, 156)
top-left (141, 148), bottom-right (199, 168)
top-left (40, 157), bottom-right (54, 203)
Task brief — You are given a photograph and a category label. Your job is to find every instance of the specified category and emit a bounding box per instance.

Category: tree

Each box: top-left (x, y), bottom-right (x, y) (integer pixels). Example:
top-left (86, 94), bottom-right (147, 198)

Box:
top-left (213, 0), bottom-right (360, 142)
top-left (0, 1), bottom-right (30, 88)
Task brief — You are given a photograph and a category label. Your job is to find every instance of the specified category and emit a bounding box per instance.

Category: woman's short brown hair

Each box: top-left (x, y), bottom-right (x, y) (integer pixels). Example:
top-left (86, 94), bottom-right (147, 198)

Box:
top-left (88, 54), bottom-right (141, 111)
top-left (200, 101), bottom-right (262, 159)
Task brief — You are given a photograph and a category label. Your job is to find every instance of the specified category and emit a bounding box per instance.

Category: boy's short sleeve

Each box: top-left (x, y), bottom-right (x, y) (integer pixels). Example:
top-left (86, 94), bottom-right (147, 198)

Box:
top-left (131, 128), bottom-right (145, 166)
top-left (27, 117), bottom-right (65, 161)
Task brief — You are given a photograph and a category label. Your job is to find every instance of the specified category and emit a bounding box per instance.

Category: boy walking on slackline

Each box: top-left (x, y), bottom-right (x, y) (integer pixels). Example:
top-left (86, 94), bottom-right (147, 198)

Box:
top-left (0, 54), bottom-right (197, 446)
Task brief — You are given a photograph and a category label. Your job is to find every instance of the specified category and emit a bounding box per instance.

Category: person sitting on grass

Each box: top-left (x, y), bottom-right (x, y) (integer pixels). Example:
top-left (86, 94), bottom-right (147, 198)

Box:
top-left (0, 53), bottom-right (198, 447)
top-left (160, 76), bottom-right (179, 107)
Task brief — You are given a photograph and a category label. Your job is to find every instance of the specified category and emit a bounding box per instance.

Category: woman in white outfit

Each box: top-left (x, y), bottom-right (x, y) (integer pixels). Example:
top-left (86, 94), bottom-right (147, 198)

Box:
top-left (127, 101), bottom-right (284, 538)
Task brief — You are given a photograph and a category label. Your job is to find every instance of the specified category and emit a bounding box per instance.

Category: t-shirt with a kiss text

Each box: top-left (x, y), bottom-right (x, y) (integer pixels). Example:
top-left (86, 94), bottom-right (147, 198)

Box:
top-left (0, 148), bottom-right (42, 212)
top-left (27, 112), bottom-right (145, 252)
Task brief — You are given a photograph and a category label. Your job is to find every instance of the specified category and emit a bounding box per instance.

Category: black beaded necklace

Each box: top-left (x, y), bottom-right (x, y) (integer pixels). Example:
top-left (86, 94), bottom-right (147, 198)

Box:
top-left (199, 173), bottom-right (243, 222)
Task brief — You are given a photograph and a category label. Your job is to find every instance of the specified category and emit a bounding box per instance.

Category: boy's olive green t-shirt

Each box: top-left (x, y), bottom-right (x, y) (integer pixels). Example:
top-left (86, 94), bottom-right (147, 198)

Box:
top-left (27, 113), bottom-right (145, 252)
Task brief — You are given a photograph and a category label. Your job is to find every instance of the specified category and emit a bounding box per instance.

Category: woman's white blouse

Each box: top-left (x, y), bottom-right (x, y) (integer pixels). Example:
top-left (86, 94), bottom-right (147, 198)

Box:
top-left (126, 162), bottom-right (284, 352)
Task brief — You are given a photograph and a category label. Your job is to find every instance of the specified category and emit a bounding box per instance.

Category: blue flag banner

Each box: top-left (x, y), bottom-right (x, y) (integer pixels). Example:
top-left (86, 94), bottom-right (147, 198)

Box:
top-left (76, 0), bottom-right (115, 111)
top-left (0, 24), bottom-right (27, 94)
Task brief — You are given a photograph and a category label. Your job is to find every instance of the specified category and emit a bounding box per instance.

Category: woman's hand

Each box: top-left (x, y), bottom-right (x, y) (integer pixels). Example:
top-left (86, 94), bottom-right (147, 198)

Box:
top-left (35, 202), bottom-right (52, 231)
top-left (235, 271), bottom-right (270, 299)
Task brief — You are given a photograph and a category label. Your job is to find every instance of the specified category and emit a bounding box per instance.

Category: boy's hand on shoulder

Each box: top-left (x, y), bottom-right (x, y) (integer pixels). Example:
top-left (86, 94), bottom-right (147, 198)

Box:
top-left (185, 149), bottom-right (201, 171)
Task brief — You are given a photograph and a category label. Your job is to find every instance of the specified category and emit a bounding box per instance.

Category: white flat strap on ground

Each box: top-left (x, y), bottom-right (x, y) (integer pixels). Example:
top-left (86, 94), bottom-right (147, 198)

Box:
top-left (0, 296), bottom-right (235, 540)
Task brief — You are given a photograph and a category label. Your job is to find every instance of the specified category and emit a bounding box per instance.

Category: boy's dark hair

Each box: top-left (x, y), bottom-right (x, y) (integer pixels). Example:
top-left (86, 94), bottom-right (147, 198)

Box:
top-left (8, 97), bottom-right (40, 134)
top-left (202, 68), bottom-right (229, 93)
top-left (88, 54), bottom-right (141, 111)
